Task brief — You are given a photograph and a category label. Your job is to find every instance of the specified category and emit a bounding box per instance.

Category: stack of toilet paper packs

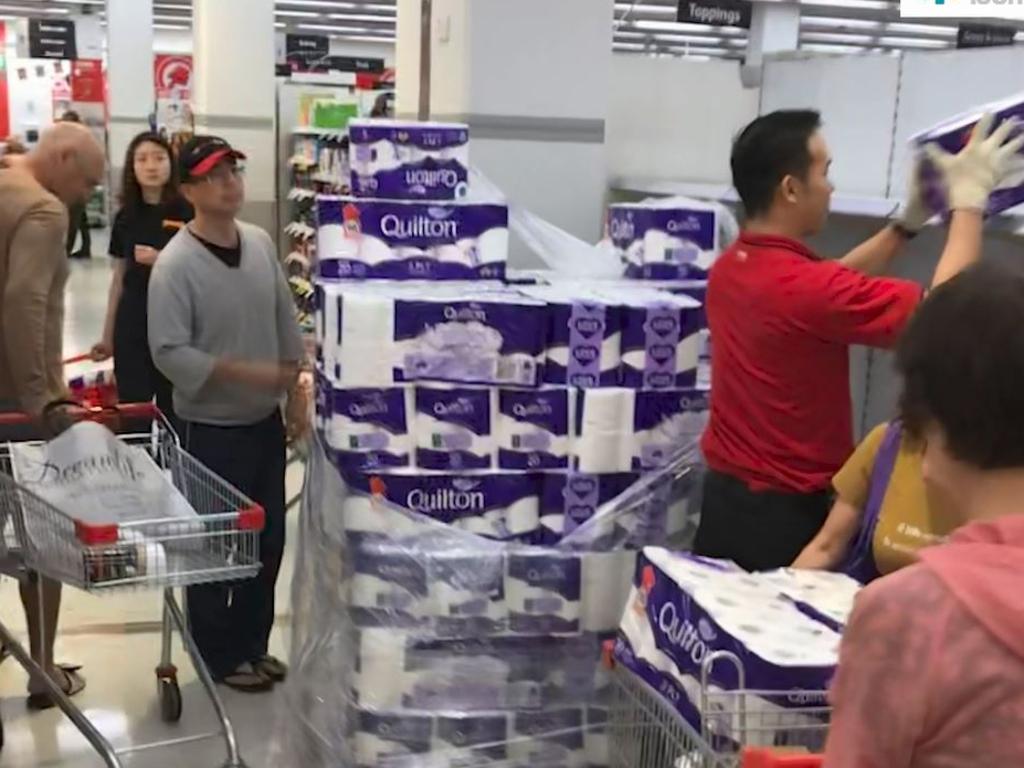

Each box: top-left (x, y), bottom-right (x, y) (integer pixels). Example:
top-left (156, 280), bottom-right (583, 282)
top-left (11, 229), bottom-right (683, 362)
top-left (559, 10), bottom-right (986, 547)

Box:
top-left (615, 548), bottom-right (860, 753)
top-left (300, 120), bottom-right (711, 768)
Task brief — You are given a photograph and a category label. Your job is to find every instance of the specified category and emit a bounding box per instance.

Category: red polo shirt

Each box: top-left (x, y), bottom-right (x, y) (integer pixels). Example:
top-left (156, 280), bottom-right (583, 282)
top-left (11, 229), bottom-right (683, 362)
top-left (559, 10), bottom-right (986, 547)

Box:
top-left (701, 232), bottom-right (922, 493)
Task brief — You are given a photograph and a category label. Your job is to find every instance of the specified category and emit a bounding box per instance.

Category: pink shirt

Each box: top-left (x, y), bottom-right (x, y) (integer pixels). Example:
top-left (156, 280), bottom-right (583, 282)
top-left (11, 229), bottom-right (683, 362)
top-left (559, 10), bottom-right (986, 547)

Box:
top-left (825, 516), bottom-right (1024, 767)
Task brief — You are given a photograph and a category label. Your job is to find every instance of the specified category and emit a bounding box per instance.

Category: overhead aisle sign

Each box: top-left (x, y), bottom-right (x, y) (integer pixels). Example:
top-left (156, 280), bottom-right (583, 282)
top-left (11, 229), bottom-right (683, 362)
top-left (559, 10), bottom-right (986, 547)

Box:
top-left (677, 0), bottom-right (752, 28)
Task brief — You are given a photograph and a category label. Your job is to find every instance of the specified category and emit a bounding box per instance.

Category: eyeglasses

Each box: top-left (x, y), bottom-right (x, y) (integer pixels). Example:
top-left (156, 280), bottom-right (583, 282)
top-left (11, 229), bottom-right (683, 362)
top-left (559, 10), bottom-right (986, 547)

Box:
top-left (203, 165), bottom-right (246, 185)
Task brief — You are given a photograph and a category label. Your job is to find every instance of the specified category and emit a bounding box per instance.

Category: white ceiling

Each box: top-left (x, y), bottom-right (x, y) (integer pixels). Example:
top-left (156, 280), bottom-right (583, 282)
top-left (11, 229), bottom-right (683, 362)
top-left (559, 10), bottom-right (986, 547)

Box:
top-left (2, 0), bottom-right (1022, 61)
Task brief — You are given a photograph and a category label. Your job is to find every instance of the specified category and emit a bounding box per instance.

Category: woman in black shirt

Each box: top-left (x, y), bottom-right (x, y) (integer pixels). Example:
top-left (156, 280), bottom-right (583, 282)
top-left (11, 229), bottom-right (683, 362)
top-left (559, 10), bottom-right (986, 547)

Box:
top-left (92, 132), bottom-right (192, 422)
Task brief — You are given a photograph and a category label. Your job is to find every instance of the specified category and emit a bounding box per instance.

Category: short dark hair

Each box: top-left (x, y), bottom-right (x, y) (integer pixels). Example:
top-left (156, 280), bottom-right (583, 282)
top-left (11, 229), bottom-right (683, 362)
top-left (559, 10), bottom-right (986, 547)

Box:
top-left (119, 132), bottom-right (179, 213)
top-left (897, 262), bottom-right (1024, 469)
top-left (60, 110), bottom-right (81, 123)
top-left (730, 110), bottom-right (821, 218)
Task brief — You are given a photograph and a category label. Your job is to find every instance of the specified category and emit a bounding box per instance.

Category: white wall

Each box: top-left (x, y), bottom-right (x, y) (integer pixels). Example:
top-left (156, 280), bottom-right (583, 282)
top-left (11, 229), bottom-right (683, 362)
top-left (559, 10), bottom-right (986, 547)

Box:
top-left (606, 54), bottom-right (759, 187)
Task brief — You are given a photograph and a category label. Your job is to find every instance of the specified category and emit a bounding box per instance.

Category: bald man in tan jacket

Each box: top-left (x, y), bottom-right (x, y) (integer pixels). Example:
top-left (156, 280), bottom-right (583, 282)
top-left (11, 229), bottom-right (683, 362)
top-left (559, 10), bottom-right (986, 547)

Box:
top-left (0, 122), bottom-right (104, 709)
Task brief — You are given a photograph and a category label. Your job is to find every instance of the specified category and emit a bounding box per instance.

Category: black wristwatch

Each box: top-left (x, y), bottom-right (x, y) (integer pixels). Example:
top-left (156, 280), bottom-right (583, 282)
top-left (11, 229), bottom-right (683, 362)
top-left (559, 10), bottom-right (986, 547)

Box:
top-left (891, 221), bottom-right (919, 240)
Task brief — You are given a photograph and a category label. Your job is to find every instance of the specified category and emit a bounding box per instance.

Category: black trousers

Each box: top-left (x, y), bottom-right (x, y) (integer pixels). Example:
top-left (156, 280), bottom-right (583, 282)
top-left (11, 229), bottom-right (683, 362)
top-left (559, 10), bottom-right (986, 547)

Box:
top-left (182, 412), bottom-right (287, 679)
top-left (113, 315), bottom-right (176, 426)
top-left (693, 469), bottom-right (831, 572)
top-left (66, 204), bottom-right (91, 257)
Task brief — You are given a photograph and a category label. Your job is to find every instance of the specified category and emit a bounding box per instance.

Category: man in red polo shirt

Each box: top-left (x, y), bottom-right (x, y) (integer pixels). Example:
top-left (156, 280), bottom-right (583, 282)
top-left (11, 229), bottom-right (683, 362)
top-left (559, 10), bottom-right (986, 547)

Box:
top-left (696, 109), bottom-right (1022, 571)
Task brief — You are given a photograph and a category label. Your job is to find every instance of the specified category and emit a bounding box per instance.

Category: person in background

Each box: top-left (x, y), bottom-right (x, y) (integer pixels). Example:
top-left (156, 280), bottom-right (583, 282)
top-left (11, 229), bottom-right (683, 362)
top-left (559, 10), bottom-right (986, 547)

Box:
top-left (791, 418), bottom-right (965, 579)
top-left (694, 110), bottom-right (1023, 571)
top-left (148, 136), bottom-right (308, 692)
top-left (91, 132), bottom-right (192, 424)
top-left (370, 93), bottom-right (393, 118)
top-left (58, 111), bottom-right (92, 260)
top-left (0, 122), bottom-right (105, 708)
top-left (825, 262), bottom-right (1024, 768)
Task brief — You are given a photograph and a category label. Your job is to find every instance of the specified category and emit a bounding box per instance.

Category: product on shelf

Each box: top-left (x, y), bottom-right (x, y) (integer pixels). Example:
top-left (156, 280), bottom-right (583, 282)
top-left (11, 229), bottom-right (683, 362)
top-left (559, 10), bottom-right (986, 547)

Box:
top-left (316, 196), bottom-right (509, 281)
top-left (348, 119), bottom-right (470, 201)
top-left (608, 202), bottom-right (720, 280)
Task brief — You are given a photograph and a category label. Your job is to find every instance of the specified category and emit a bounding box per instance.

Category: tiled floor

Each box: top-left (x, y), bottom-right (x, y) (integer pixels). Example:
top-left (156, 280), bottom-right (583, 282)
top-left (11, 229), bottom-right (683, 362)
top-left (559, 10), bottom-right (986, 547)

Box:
top-left (0, 247), bottom-right (299, 766)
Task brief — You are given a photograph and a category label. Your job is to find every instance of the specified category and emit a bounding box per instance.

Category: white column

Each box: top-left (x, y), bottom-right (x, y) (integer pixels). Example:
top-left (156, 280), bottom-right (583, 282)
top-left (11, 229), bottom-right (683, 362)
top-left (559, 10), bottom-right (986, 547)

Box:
top-left (746, 1), bottom-right (801, 68)
top-left (192, 0), bottom-right (277, 235)
top-left (396, 0), bottom-right (614, 268)
top-left (105, 0), bottom-right (154, 184)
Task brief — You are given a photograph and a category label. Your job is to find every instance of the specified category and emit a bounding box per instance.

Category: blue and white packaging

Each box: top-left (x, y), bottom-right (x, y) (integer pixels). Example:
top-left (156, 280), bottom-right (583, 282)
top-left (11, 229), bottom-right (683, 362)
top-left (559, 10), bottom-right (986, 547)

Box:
top-left (520, 285), bottom-right (621, 388)
top-left (325, 385), bottom-right (415, 471)
top-left (434, 712), bottom-right (509, 764)
top-left (632, 389), bottom-right (709, 471)
top-left (343, 470), bottom-right (542, 542)
top-left (607, 203), bottom-right (719, 280)
top-left (509, 708), bottom-right (586, 767)
top-left (415, 385), bottom-right (497, 470)
top-left (317, 196), bottom-right (508, 281)
top-left (349, 533), bottom-right (431, 629)
top-left (319, 282), bottom-right (548, 388)
top-left (506, 551), bottom-right (582, 635)
top-left (497, 388), bottom-right (572, 470)
top-left (911, 93), bottom-right (1024, 218)
top-left (614, 548), bottom-right (839, 745)
top-left (348, 119), bottom-right (470, 201)
top-left (614, 289), bottom-right (703, 389)
top-left (540, 472), bottom-right (639, 539)
top-left (430, 547), bottom-right (507, 637)
top-left (354, 710), bottom-right (433, 768)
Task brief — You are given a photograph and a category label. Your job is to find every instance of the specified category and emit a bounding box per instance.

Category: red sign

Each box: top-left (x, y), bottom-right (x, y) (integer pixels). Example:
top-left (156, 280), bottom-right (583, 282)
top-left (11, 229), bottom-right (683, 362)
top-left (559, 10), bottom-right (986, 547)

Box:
top-left (154, 54), bottom-right (192, 100)
top-left (71, 59), bottom-right (104, 103)
top-left (0, 22), bottom-right (9, 138)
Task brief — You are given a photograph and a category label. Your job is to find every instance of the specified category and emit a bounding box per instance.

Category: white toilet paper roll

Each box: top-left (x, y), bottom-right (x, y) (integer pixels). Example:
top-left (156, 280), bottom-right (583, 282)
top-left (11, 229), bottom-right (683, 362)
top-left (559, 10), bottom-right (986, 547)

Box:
top-left (581, 550), bottom-right (638, 632)
top-left (354, 710), bottom-right (434, 767)
top-left (574, 389), bottom-right (635, 474)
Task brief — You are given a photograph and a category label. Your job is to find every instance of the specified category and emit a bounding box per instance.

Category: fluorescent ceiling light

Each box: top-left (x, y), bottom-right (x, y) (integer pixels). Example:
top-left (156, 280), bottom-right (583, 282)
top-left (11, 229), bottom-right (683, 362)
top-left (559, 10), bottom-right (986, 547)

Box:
top-left (876, 35), bottom-right (949, 46)
top-left (334, 34), bottom-right (395, 43)
top-left (613, 2), bottom-right (677, 13)
top-left (154, 23), bottom-right (190, 30)
top-left (280, 1), bottom-right (360, 7)
top-left (297, 23), bottom-right (377, 33)
top-left (884, 22), bottom-right (960, 36)
top-left (277, 10), bottom-right (322, 17)
top-left (275, 21), bottom-right (287, 28)
top-left (327, 13), bottom-right (397, 22)
top-left (800, 0), bottom-right (895, 9)
top-left (801, 17), bottom-right (881, 29)
top-left (629, 19), bottom-right (747, 36)
top-left (51, 0), bottom-right (106, 5)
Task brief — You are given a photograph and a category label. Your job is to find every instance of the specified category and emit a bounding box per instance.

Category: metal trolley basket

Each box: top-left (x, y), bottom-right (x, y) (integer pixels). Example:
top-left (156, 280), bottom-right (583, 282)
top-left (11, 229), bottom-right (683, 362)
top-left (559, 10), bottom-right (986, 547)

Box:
top-left (607, 648), bottom-right (829, 768)
top-left (0, 404), bottom-right (265, 768)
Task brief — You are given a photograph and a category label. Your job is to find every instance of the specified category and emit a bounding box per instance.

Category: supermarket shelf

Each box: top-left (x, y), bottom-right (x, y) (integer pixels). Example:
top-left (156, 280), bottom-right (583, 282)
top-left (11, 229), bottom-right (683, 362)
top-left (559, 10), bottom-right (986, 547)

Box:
top-left (610, 175), bottom-right (1024, 235)
top-left (292, 126), bottom-right (347, 139)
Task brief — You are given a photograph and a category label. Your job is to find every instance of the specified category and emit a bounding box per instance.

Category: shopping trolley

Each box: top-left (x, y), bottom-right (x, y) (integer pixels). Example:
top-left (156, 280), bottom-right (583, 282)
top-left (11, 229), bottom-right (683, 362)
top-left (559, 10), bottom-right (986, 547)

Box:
top-left (605, 644), bottom-right (829, 768)
top-left (0, 403), bottom-right (265, 768)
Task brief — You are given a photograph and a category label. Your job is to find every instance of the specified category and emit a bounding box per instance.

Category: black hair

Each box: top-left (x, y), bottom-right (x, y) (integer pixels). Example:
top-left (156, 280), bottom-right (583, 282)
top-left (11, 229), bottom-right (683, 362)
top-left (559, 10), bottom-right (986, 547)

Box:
top-left (119, 131), bottom-right (178, 212)
top-left (60, 110), bottom-right (81, 123)
top-left (897, 261), bottom-right (1024, 469)
top-left (730, 110), bottom-right (822, 219)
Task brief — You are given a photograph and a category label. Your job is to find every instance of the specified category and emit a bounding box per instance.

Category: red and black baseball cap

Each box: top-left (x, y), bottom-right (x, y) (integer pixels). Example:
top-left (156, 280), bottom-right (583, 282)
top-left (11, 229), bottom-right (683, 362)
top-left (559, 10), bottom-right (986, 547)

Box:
top-left (178, 135), bottom-right (246, 182)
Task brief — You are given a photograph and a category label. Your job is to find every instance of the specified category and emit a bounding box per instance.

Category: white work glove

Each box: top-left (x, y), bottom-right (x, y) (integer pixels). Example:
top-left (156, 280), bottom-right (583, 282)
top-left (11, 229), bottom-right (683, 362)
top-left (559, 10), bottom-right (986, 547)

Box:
top-left (924, 111), bottom-right (1024, 213)
top-left (896, 156), bottom-right (933, 233)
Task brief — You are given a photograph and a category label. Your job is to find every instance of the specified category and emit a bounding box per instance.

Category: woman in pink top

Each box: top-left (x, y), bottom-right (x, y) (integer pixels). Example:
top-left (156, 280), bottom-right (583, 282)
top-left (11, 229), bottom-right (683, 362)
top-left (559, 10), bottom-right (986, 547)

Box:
top-left (824, 262), bottom-right (1024, 768)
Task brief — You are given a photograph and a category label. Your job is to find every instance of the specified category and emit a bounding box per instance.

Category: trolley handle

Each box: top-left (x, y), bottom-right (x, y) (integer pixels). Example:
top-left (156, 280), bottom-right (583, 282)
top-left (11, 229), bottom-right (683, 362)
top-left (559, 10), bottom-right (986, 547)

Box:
top-left (0, 402), bottom-right (160, 427)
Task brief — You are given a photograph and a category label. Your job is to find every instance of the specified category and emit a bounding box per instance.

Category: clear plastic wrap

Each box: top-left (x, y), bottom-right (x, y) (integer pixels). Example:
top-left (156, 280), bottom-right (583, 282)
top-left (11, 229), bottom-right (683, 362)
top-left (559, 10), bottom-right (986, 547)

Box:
top-left (276, 433), bottom-right (704, 768)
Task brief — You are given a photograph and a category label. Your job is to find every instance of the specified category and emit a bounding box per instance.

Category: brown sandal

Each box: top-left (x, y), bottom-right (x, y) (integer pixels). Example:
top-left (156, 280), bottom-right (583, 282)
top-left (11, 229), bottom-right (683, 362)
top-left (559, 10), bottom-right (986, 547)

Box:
top-left (27, 666), bottom-right (86, 711)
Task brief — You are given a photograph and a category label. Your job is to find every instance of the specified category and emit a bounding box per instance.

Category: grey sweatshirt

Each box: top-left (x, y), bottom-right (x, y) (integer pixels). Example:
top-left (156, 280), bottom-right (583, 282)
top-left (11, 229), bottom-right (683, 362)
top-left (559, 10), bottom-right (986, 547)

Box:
top-left (148, 222), bottom-right (304, 426)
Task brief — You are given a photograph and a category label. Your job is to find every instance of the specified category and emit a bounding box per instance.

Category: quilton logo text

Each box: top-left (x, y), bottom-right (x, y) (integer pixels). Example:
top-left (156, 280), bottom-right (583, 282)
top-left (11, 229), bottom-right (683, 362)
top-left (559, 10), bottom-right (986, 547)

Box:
top-left (902, 0), bottom-right (1024, 19)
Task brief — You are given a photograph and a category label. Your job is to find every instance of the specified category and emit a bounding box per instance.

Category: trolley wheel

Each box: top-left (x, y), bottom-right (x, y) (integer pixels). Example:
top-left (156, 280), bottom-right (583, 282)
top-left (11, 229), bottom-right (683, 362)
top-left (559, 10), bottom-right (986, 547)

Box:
top-left (157, 668), bottom-right (183, 723)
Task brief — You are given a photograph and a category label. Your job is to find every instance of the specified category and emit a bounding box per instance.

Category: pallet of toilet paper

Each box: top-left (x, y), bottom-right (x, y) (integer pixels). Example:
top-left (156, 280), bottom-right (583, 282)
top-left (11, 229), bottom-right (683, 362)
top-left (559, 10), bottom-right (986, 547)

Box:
top-left (274, 430), bottom-right (703, 768)
top-left (315, 280), bottom-right (704, 390)
top-left (614, 548), bottom-right (860, 753)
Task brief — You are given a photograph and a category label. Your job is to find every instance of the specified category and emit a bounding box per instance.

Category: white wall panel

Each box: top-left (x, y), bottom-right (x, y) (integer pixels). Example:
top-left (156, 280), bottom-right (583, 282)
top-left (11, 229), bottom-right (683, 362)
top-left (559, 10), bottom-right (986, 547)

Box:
top-left (760, 54), bottom-right (901, 198)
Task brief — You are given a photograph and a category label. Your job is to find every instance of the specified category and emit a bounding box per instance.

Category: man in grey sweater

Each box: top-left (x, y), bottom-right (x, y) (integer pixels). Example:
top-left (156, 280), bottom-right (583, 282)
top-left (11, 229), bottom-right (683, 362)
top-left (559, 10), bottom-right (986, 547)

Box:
top-left (148, 136), bottom-right (306, 692)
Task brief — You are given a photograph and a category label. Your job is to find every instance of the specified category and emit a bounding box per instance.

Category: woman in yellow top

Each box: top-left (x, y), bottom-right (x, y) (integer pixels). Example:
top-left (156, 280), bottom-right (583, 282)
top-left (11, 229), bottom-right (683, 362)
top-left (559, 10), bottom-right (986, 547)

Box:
top-left (792, 421), bottom-right (959, 579)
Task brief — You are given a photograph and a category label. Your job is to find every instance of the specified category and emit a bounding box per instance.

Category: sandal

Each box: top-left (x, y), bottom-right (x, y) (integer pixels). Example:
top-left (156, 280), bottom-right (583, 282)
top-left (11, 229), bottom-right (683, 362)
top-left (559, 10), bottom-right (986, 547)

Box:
top-left (27, 666), bottom-right (86, 711)
top-left (219, 663), bottom-right (273, 693)
top-left (254, 655), bottom-right (287, 682)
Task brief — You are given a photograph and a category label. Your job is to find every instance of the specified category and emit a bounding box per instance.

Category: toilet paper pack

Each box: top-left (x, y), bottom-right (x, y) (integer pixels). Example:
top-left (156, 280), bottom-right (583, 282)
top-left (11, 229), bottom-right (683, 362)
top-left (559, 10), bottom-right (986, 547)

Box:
top-left (911, 93), bottom-right (1024, 218)
top-left (431, 547), bottom-right (508, 637)
top-left (520, 286), bottom-right (622, 388)
top-left (326, 386), bottom-right (415, 471)
top-left (354, 709), bottom-right (434, 768)
top-left (498, 388), bottom-right (572, 470)
top-left (613, 548), bottom-right (838, 743)
top-left (607, 203), bottom-right (719, 280)
top-left (760, 568), bottom-right (861, 632)
top-left (632, 389), bottom-right (709, 471)
top-left (540, 472), bottom-right (639, 539)
top-left (319, 282), bottom-right (548, 388)
top-left (615, 289), bottom-right (703, 389)
top-left (348, 119), bottom-right (470, 201)
top-left (349, 533), bottom-right (432, 629)
top-left (343, 469), bottom-right (542, 542)
top-left (434, 712), bottom-right (509, 764)
top-left (317, 196), bottom-right (508, 281)
top-left (354, 630), bottom-right (600, 711)
top-left (415, 385), bottom-right (497, 470)
top-left (506, 551), bottom-right (582, 635)
top-left (509, 708), bottom-right (586, 767)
